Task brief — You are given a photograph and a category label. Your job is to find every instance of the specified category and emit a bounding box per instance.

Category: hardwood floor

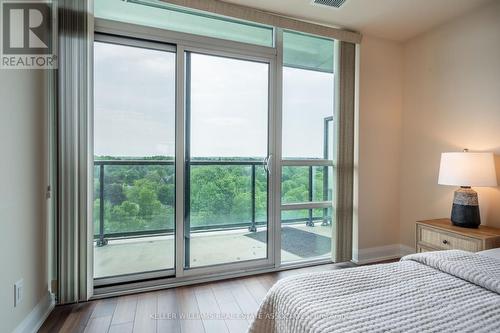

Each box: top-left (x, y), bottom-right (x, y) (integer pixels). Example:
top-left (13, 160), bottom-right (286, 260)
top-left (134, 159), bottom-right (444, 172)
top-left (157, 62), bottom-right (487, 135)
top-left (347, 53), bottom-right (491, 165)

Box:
top-left (39, 262), bottom-right (357, 333)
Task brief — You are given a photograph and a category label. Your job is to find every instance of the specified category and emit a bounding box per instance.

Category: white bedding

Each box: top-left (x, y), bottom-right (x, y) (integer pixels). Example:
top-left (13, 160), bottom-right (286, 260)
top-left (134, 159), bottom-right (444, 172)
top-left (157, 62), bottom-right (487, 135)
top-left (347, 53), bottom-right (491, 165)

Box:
top-left (478, 248), bottom-right (500, 261)
top-left (249, 250), bottom-right (500, 333)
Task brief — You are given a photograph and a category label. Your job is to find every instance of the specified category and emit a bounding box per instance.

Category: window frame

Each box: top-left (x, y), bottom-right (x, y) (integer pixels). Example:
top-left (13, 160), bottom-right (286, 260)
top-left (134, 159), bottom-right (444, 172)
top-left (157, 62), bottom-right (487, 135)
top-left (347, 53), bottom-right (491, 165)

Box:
top-left (95, 18), bottom-right (276, 59)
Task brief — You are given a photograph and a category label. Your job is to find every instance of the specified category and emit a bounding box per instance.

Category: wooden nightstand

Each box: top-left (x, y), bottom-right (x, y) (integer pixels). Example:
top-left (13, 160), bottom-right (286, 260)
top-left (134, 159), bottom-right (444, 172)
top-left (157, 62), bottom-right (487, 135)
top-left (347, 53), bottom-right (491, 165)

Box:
top-left (416, 219), bottom-right (500, 253)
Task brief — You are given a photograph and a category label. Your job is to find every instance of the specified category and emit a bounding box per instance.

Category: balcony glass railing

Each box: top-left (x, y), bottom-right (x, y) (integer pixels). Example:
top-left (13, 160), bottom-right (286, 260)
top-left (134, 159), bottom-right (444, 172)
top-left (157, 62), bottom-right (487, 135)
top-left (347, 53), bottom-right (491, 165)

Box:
top-left (94, 158), bottom-right (332, 246)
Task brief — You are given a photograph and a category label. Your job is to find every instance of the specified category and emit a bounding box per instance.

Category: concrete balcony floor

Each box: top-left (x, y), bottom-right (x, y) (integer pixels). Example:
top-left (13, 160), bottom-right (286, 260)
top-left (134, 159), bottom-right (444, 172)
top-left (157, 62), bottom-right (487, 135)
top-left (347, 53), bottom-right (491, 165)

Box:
top-left (94, 224), bottom-right (332, 278)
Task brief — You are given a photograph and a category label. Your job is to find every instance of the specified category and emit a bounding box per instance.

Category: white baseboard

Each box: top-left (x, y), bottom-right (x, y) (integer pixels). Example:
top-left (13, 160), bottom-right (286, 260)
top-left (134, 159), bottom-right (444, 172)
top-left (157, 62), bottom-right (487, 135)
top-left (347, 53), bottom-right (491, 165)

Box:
top-left (13, 291), bottom-right (55, 333)
top-left (352, 244), bottom-right (416, 265)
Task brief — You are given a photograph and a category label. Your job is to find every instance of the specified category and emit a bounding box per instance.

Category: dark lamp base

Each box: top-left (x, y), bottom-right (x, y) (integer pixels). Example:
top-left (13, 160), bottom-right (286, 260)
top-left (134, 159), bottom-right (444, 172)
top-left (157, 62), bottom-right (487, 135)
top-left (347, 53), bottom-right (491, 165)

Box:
top-left (451, 204), bottom-right (480, 228)
top-left (450, 188), bottom-right (481, 228)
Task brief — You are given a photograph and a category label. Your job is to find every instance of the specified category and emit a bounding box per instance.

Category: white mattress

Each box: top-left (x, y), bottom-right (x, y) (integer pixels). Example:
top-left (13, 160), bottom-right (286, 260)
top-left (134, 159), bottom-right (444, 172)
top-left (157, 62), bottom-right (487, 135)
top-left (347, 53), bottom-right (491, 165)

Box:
top-left (249, 250), bottom-right (500, 333)
top-left (478, 248), bottom-right (500, 260)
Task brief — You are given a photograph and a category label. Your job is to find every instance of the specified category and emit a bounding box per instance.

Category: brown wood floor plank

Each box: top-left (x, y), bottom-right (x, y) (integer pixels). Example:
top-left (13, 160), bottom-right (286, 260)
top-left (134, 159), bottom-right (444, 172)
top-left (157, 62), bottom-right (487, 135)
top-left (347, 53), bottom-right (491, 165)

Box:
top-left (210, 281), bottom-right (235, 304)
top-left (255, 274), bottom-right (276, 290)
top-left (59, 302), bottom-right (98, 333)
top-left (227, 280), bottom-right (260, 318)
top-left (217, 298), bottom-right (250, 333)
top-left (111, 294), bottom-right (138, 325)
top-left (157, 289), bottom-right (181, 333)
top-left (132, 292), bottom-right (158, 333)
top-left (83, 315), bottom-right (112, 333)
top-left (211, 282), bottom-right (251, 333)
top-left (90, 298), bottom-right (118, 319)
top-left (38, 304), bottom-right (74, 333)
top-left (194, 284), bottom-right (228, 333)
top-left (109, 322), bottom-right (133, 333)
top-left (176, 287), bottom-right (205, 333)
top-left (241, 277), bottom-right (268, 305)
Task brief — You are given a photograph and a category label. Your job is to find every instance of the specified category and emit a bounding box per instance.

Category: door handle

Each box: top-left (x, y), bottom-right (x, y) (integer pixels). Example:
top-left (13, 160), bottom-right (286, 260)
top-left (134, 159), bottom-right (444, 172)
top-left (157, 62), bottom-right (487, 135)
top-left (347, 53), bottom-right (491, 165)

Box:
top-left (263, 155), bottom-right (272, 174)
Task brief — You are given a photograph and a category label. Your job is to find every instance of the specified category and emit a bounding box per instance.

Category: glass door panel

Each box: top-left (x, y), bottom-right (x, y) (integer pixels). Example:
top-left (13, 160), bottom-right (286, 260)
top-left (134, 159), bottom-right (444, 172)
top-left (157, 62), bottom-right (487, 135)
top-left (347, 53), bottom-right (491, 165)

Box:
top-left (93, 39), bottom-right (176, 279)
top-left (185, 52), bottom-right (270, 268)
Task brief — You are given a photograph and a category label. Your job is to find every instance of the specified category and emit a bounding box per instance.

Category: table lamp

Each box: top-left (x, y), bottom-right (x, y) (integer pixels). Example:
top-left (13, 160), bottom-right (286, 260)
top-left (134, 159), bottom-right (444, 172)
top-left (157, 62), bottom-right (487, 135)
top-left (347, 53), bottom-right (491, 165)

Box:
top-left (438, 150), bottom-right (497, 228)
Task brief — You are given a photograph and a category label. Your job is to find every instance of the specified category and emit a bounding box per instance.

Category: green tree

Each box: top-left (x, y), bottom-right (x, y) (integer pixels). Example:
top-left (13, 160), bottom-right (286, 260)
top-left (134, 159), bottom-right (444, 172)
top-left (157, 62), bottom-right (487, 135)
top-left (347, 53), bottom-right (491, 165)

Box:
top-left (111, 201), bottom-right (140, 224)
top-left (105, 183), bottom-right (126, 206)
top-left (127, 179), bottom-right (162, 219)
top-left (158, 184), bottom-right (174, 206)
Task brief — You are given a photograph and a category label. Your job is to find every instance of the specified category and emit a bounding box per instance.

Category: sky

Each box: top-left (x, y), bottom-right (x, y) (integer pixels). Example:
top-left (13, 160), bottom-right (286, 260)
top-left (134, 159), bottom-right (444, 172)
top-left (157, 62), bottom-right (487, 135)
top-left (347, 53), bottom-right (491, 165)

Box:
top-left (94, 42), bottom-right (334, 159)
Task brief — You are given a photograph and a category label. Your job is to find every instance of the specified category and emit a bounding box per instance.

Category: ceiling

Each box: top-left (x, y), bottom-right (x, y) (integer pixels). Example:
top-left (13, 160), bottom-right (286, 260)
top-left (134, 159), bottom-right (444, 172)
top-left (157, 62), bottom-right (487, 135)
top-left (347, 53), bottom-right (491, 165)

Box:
top-left (222, 0), bottom-right (492, 41)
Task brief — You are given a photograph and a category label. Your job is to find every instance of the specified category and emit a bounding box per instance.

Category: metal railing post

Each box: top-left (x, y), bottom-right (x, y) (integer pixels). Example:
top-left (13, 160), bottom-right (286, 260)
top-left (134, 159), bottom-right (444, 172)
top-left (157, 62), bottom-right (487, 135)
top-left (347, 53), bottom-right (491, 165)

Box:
top-left (249, 164), bottom-right (257, 232)
top-left (96, 164), bottom-right (108, 247)
top-left (323, 116), bottom-right (330, 226)
top-left (306, 166), bottom-right (314, 227)
top-left (322, 167), bottom-right (329, 226)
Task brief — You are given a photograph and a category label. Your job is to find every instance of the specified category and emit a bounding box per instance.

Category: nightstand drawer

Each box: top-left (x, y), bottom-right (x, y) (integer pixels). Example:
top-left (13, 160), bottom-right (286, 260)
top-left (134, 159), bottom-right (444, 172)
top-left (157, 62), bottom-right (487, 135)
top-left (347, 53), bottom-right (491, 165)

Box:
top-left (416, 219), bottom-right (500, 253)
top-left (418, 226), bottom-right (483, 252)
top-left (416, 244), bottom-right (437, 253)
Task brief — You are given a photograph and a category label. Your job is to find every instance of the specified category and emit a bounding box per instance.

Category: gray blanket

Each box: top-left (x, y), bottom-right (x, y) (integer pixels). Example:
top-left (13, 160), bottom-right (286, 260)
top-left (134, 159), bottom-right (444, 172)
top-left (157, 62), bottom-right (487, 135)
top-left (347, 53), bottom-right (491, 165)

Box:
top-left (248, 250), bottom-right (500, 333)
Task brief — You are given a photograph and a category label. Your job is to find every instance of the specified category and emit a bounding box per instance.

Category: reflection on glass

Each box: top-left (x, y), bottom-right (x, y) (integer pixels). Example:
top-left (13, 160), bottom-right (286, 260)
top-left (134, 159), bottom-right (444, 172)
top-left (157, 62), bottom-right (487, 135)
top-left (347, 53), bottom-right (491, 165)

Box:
top-left (93, 41), bottom-right (176, 279)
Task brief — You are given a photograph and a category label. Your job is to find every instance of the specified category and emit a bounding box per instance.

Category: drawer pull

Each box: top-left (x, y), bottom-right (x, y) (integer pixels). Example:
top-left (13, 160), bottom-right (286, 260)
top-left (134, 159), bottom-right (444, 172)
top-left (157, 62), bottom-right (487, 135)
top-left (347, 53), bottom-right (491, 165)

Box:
top-left (442, 240), bottom-right (449, 245)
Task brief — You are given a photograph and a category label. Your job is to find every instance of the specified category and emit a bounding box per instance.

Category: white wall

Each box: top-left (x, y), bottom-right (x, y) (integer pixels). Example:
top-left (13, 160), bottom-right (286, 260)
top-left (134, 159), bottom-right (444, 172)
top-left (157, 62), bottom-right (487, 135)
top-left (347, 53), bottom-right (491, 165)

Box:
top-left (355, 0), bottom-right (500, 256)
top-left (0, 70), bottom-right (49, 332)
top-left (400, 0), bottom-right (500, 247)
top-left (354, 35), bottom-right (404, 260)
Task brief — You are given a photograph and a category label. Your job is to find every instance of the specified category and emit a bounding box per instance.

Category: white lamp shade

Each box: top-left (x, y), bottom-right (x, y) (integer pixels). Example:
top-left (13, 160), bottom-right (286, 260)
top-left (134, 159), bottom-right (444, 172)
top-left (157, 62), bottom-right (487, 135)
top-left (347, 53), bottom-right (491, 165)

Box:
top-left (438, 152), bottom-right (497, 187)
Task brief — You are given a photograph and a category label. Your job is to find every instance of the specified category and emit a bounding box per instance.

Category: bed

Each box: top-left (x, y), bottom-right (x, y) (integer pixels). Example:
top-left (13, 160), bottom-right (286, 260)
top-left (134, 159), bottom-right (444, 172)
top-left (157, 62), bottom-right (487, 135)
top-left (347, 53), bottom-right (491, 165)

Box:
top-left (249, 250), bottom-right (500, 333)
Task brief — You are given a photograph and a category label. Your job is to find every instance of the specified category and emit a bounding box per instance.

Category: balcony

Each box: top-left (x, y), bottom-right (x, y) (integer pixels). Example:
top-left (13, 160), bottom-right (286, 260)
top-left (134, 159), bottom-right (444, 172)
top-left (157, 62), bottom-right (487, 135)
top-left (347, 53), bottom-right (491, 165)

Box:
top-left (93, 159), bottom-right (333, 279)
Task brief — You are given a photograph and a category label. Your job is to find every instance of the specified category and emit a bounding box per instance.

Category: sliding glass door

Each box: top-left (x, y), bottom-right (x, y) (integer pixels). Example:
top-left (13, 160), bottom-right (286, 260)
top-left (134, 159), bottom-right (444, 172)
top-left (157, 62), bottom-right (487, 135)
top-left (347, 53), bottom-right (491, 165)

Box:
top-left (93, 36), bottom-right (177, 282)
top-left (93, 37), bottom-right (274, 283)
top-left (184, 51), bottom-right (271, 269)
top-left (92, 24), bottom-right (337, 288)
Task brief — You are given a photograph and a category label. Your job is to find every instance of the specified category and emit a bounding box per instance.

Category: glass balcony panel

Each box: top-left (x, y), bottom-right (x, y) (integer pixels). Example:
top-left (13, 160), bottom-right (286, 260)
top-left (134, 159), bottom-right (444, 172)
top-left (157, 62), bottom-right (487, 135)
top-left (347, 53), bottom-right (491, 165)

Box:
top-left (188, 164), bottom-right (268, 268)
top-left (281, 166), bottom-right (334, 204)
